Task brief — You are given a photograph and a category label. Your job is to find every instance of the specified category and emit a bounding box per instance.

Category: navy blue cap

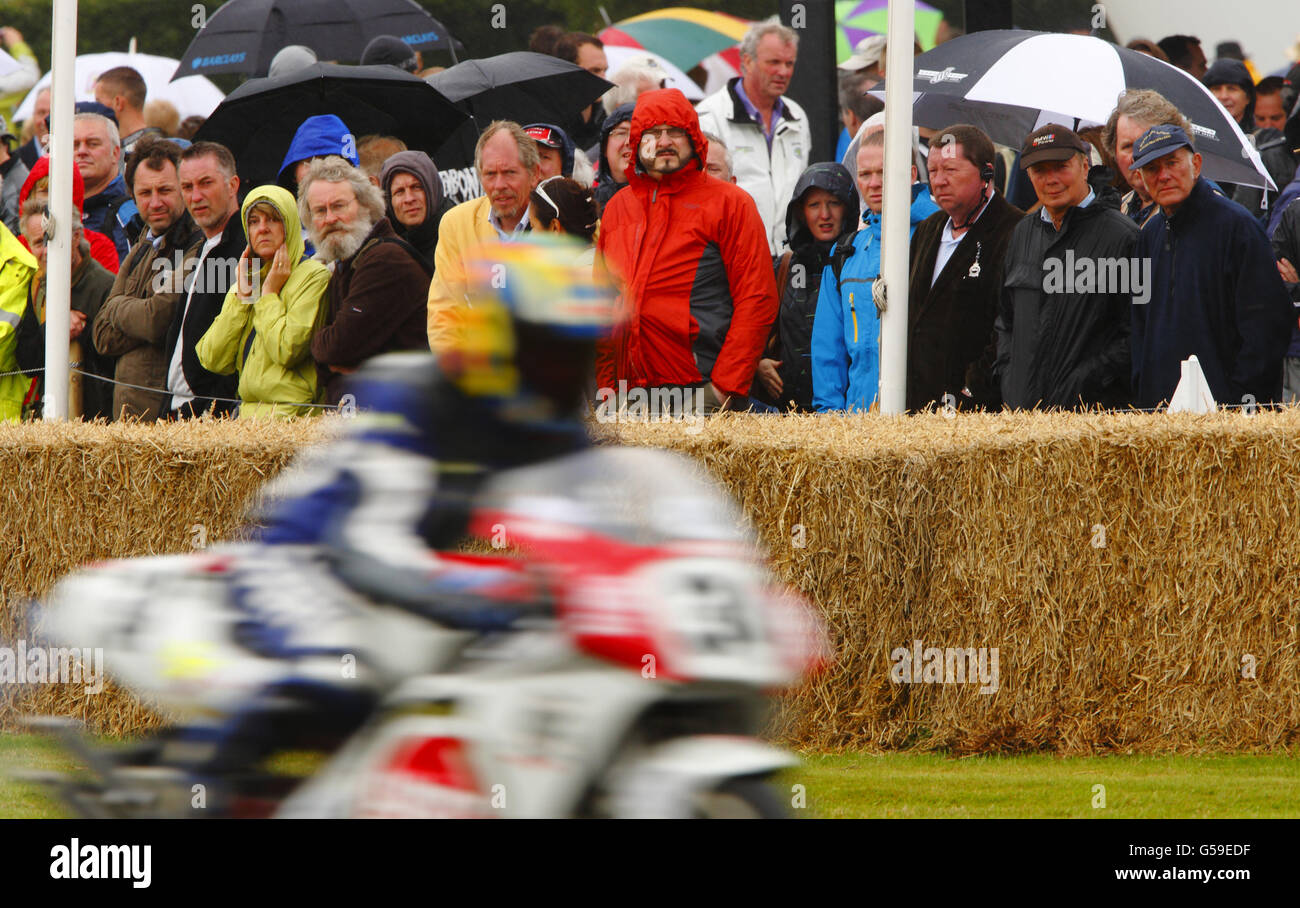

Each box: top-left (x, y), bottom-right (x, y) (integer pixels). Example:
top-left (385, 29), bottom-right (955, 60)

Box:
top-left (75, 101), bottom-right (118, 126)
top-left (1131, 124), bottom-right (1195, 170)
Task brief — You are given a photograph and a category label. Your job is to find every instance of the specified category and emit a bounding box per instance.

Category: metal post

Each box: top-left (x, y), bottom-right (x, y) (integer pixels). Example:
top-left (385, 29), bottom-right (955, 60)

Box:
top-left (878, 0), bottom-right (915, 415)
top-left (44, 0), bottom-right (79, 421)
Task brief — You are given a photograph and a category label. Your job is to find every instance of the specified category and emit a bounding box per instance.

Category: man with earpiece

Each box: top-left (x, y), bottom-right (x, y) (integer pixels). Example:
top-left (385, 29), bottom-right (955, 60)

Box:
top-left (906, 123), bottom-right (1025, 413)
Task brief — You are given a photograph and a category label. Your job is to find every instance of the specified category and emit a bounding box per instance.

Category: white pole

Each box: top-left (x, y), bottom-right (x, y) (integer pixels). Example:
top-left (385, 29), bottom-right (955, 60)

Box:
top-left (44, 0), bottom-right (78, 421)
top-left (878, 0), bottom-right (915, 415)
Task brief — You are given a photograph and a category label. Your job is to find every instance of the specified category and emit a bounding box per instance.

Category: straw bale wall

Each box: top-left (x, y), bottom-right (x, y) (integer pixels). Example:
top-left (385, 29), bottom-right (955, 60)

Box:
top-left (2, 411), bottom-right (1298, 754)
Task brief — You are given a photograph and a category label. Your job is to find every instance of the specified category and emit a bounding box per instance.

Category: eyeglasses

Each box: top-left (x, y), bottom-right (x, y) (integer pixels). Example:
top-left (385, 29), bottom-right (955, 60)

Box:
top-left (643, 126), bottom-right (688, 142)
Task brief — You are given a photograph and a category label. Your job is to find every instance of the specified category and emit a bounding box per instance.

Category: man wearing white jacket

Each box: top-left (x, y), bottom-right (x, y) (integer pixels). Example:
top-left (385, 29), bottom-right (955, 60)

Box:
top-left (696, 19), bottom-right (810, 257)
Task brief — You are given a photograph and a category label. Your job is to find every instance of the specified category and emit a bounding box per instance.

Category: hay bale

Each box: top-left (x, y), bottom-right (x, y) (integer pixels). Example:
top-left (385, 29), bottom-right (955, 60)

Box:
top-left (603, 409), bottom-right (1300, 754)
top-left (0, 417), bottom-right (336, 733)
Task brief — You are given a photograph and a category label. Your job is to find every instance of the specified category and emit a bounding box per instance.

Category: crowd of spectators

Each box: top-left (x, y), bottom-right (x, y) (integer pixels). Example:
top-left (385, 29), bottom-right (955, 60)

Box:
top-left (0, 18), bottom-right (1298, 422)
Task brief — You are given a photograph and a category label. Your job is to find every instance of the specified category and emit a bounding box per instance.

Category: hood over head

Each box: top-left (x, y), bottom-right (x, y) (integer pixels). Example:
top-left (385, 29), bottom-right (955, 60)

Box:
top-left (240, 184), bottom-right (306, 273)
top-left (380, 150), bottom-right (443, 221)
top-left (278, 114), bottom-right (360, 186)
top-left (19, 155), bottom-right (86, 214)
top-left (784, 162), bottom-right (858, 253)
top-left (627, 88), bottom-right (706, 181)
top-left (596, 102), bottom-right (636, 184)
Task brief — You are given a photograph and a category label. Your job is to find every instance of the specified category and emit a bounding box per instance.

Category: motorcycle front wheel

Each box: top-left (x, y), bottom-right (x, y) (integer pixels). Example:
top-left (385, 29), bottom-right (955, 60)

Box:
top-left (689, 777), bottom-right (789, 819)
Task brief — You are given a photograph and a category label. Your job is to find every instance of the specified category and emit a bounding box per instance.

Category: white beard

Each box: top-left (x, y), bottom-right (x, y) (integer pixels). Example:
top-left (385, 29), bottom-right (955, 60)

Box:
top-left (313, 216), bottom-right (373, 264)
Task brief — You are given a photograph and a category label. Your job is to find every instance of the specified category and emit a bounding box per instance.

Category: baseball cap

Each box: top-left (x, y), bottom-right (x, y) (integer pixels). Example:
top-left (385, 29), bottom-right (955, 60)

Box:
top-left (74, 101), bottom-right (118, 126)
top-left (1130, 124), bottom-right (1195, 170)
top-left (361, 35), bottom-right (418, 73)
top-left (1019, 124), bottom-right (1089, 169)
top-left (523, 124), bottom-right (564, 150)
top-left (839, 35), bottom-right (887, 72)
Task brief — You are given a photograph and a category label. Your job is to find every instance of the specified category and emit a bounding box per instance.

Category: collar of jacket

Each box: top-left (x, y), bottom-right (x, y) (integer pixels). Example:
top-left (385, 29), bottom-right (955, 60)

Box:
top-left (725, 77), bottom-right (800, 126)
top-left (1163, 176), bottom-right (1217, 226)
top-left (629, 154), bottom-right (706, 197)
top-left (1033, 194), bottom-right (1105, 234)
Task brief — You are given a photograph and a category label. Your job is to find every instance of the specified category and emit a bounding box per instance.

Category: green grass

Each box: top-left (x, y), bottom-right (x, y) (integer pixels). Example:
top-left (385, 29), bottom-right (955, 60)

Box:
top-left (3, 732), bottom-right (1297, 818)
top-left (780, 752), bottom-right (1300, 818)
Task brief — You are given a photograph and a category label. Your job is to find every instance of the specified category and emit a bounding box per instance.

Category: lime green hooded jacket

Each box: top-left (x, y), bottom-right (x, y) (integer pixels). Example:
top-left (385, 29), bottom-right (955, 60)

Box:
top-left (0, 222), bottom-right (38, 421)
top-left (196, 186), bottom-right (329, 418)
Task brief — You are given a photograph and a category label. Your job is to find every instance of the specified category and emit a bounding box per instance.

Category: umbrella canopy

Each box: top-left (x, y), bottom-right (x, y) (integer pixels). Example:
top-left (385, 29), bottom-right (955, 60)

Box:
top-left (0, 49), bottom-right (19, 80)
top-left (599, 7), bottom-right (751, 74)
top-left (874, 30), bottom-right (1275, 190)
top-left (175, 0), bottom-right (462, 80)
top-left (835, 0), bottom-right (943, 63)
top-left (604, 46), bottom-right (704, 101)
top-left (425, 52), bottom-right (613, 184)
top-left (13, 52), bottom-right (224, 123)
top-left (194, 63), bottom-right (467, 187)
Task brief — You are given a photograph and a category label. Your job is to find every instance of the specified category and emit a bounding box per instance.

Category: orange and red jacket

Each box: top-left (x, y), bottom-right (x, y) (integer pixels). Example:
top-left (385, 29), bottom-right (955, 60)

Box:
top-left (595, 88), bottom-right (777, 399)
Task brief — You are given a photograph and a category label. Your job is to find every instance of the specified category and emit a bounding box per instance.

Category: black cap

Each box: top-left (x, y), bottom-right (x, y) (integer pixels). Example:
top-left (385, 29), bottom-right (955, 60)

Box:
top-left (361, 35), bottom-right (418, 72)
top-left (75, 100), bottom-right (118, 126)
top-left (1019, 123), bottom-right (1089, 169)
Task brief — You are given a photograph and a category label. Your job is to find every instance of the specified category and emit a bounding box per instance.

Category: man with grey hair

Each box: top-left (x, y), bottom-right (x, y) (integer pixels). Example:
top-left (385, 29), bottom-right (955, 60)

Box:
top-left (702, 131), bottom-right (735, 183)
top-left (426, 120), bottom-right (541, 351)
top-left (696, 17), bottom-right (810, 255)
top-left (304, 156), bottom-right (433, 403)
top-left (74, 112), bottom-right (133, 262)
top-left (1101, 89), bottom-right (1192, 228)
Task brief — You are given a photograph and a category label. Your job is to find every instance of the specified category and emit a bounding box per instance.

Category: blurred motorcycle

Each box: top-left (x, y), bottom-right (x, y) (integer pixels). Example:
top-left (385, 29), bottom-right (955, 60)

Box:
top-left (28, 446), bottom-right (829, 818)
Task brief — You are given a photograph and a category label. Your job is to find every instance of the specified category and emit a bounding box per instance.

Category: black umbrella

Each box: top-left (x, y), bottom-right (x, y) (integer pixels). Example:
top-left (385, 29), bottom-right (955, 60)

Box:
top-left (174, 0), bottom-right (463, 80)
top-left (872, 29), bottom-right (1275, 190)
top-left (194, 63), bottom-right (467, 187)
top-left (427, 52), bottom-right (613, 179)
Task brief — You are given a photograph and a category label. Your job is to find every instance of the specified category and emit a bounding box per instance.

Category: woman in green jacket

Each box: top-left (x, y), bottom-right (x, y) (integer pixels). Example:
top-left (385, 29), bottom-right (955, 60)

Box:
top-left (197, 185), bottom-right (329, 418)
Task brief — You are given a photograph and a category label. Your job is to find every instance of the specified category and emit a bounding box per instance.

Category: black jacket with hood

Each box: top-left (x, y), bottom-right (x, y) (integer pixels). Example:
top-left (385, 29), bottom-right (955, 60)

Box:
top-left (594, 103), bottom-right (635, 213)
top-left (380, 150), bottom-right (452, 270)
top-left (995, 191), bottom-right (1139, 409)
top-left (758, 162), bottom-right (858, 410)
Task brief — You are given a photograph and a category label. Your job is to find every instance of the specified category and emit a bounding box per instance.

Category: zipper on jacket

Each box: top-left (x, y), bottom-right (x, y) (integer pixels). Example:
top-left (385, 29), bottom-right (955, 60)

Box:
top-left (849, 291), bottom-right (859, 343)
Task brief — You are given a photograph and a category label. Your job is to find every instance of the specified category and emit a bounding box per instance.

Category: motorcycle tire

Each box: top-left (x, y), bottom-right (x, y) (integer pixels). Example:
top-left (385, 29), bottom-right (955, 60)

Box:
top-left (689, 776), bottom-right (790, 819)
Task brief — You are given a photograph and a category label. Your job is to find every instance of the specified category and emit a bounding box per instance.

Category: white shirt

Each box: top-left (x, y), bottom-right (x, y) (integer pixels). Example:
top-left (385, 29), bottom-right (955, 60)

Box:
top-left (168, 234), bottom-right (222, 410)
top-left (931, 190), bottom-right (994, 288)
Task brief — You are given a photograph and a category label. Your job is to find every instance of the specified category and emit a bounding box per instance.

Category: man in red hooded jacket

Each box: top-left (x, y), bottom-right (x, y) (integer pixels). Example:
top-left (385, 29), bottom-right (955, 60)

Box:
top-left (596, 88), bottom-right (777, 409)
top-left (17, 156), bottom-right (121, 274)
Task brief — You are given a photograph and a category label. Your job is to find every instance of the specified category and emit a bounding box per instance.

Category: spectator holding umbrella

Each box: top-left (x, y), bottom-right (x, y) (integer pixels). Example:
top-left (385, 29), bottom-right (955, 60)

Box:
top-left (380, 150), bottom-right (452, 269)
top-left (1130, 124), bottom-right (1291, 408)
top-left (554, 32), bottom-right (608, 150)
top-left (1102, 90), bottom-right (1192, 229)
top-left (196, 186), bottom-right (330, 418)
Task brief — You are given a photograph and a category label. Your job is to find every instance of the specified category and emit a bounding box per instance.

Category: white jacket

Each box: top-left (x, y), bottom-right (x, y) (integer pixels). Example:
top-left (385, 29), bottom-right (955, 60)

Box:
top-left (696, 79), bottom-right (811, 256)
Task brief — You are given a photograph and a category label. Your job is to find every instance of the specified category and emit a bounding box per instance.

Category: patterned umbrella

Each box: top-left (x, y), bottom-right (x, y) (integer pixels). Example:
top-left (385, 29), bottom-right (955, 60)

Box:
top-left (599, 7), bottom-right (752, 74)
top-left (835, 0), bottom-right (944, 64)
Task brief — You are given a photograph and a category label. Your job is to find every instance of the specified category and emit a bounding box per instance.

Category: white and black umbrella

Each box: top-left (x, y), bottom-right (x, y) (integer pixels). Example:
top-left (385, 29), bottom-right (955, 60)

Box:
top-left (874, 29), bottom-right (1275, 190)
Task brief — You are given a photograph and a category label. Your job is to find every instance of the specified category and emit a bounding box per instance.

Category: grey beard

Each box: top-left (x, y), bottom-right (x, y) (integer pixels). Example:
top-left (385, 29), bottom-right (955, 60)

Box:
top-left (313, 216), bottom-right (373, 263)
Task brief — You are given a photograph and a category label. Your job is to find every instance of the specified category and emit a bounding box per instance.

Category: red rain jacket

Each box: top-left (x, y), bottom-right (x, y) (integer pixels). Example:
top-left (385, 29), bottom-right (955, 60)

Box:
top-left (596, 88), bottom-right (777, 398)
top-left (18, 156), bottom-right (121, 274)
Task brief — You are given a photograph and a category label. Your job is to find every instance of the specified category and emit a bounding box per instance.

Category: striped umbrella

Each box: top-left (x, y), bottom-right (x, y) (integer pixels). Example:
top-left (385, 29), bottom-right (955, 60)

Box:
top-left (599, 7), bottom-right (751, 74)
top-left (836, 0), bottom-right (943, 63)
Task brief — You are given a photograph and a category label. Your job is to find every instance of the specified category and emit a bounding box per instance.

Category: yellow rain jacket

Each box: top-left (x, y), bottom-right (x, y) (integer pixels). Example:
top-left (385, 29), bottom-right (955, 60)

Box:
top-left (0, 222), bottom-right (37, 421)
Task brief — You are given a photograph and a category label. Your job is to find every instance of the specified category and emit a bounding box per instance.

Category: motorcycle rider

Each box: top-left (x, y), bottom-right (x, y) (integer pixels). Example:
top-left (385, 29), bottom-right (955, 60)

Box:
top-left (156, 235), bottom-right (614, 810)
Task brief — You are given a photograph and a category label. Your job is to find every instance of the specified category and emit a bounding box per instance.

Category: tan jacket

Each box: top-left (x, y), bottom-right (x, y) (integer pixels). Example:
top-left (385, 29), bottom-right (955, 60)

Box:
top-left (92, 215), bottom-right (199, 420)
